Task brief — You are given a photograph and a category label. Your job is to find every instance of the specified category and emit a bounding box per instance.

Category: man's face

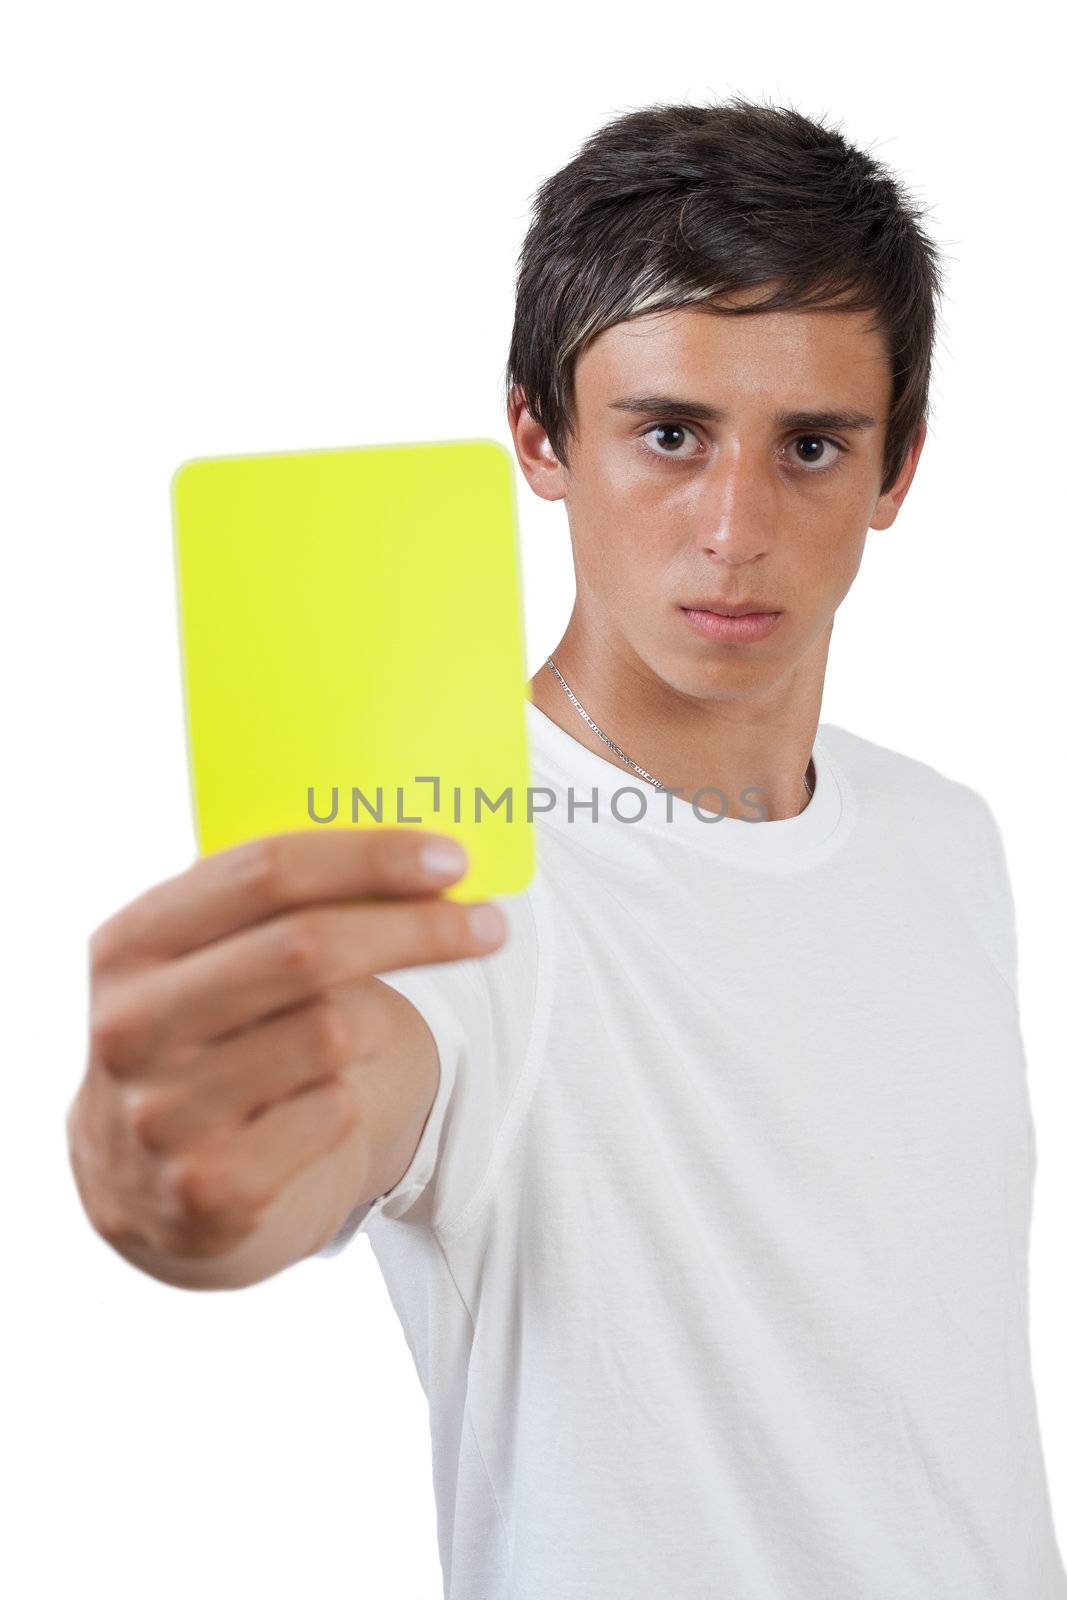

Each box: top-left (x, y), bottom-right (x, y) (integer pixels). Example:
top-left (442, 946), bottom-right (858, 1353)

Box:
top-left (527, 293), bottom-right (920, 703)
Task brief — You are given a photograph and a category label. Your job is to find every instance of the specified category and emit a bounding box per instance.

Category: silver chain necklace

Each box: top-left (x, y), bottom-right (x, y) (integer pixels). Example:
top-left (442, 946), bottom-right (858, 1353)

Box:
top-left (544, 655), bottom-right (814, 808)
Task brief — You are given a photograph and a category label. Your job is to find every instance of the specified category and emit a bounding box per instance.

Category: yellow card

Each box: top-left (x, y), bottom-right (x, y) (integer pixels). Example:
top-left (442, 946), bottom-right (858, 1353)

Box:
top-left (171, 438), bottom-right (534, 902)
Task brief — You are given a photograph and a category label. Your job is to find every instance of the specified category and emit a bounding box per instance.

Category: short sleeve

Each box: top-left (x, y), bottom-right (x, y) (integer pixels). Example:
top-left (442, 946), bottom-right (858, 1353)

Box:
top-left (959, 790), bottom-right (1020, 1001)
top-left (313, 885), bottom-right (543, 1257)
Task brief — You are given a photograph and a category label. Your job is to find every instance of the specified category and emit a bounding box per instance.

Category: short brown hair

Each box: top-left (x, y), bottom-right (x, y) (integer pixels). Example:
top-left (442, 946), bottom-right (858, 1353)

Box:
top-left (504, 96), bottom-right (946, 496)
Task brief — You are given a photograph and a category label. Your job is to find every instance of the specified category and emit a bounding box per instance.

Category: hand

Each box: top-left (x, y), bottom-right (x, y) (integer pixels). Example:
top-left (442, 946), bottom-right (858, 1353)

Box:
top-left (67, 828), bottom-right (505, 1267)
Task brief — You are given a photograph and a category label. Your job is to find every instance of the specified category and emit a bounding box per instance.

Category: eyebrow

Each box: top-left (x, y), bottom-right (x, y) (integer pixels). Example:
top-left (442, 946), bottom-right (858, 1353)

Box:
top-left (608, 394), bottom-right (880, 432)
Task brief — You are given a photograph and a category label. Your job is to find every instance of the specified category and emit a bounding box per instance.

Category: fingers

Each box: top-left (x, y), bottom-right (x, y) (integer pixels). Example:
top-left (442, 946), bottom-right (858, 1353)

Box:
top-left (124, 988), bottom-right (385, 1151)
top-left (162, 1077), bottom-right (360, 1257)
top-left (91, 891), bottom-right (506, 1073)
top-left (89, 826), bottom-right (472, 972)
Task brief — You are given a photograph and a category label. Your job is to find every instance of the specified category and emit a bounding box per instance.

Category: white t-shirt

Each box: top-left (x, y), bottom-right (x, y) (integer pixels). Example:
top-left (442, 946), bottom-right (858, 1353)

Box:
top-left (316, 701), bottom-right (1067, 1600)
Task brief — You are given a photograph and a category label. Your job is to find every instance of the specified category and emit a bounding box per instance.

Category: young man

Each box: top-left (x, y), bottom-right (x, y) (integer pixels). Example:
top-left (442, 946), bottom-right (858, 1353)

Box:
top-left (69, 99), bottom-right (1066, 1596)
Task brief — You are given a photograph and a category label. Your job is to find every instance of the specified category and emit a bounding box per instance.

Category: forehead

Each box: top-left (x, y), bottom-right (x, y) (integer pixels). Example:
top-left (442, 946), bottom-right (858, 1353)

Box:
top-left (576, 300), bottom-right (891, 414)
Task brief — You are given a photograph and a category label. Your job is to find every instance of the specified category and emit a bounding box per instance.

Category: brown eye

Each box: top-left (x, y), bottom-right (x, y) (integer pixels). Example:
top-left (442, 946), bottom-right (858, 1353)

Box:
top-left (641, 423), bottom-right (700, 460)
top-left (790, 435), bottom-right (846, 474)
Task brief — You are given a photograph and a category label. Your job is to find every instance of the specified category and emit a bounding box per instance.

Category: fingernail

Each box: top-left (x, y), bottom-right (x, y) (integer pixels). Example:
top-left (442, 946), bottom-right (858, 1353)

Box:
top-left (467, 903), bottom-right (506, 944)
top-left (419, 839), bottom-right (468, 877)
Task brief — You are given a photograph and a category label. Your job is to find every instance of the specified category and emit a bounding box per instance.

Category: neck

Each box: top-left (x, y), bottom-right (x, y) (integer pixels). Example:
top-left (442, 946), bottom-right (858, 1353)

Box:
top-left (527, 618), bottom-right (829, 822)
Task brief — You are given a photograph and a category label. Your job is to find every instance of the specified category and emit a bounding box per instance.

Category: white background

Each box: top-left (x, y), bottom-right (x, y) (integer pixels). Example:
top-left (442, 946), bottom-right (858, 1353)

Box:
top-left (3, 3), bottom-right (1064, 1595)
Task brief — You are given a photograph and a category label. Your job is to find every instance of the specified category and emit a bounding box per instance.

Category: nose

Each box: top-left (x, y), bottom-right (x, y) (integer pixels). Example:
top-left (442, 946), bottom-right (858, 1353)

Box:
top-left (695, 439), bottom-right (774, 565)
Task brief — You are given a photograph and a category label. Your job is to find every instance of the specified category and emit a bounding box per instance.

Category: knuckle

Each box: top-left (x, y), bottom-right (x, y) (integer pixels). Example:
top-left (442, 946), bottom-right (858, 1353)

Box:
top-left (125, 1085), bottom-right (176, 1153)
top-left (230, 835), bottom-right (288, 909)
top-left (88, 919), bottom-right (121, 975)
top-left (64, 1087), bottom-right (83, 1147)
top-left (93, 1209), bottom-right (142, 1251)
top-left (168, 1155), bottom-right (266, 1223)
top-left (165, 1222), bottom-right (251, 1262)
top-left (309, 1002), bottom-right (356, 1071)
top-left (89, 990), bottom-right (148, 1073)
top-left (373, 826), bottom-right (422, 887)
top-left (424, 898), bottom-right (471, 961)
top-left (319, 1074), bottom-right (359, 1135)
top-left (274, 912), bottom-right (324, 977)
top-left (168, 1157), bottom-right (216, 1218)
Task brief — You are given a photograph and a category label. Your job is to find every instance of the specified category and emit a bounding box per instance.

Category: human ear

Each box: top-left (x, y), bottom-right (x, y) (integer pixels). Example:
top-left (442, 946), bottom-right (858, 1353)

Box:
top-left (507, 389), bottom-right (570, 504)
top-left (870, 418), bottom-right (927, 531)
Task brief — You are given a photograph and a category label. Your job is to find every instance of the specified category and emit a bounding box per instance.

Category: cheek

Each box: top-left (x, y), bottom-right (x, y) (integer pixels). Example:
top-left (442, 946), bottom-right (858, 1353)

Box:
top-left (573, 529), bottom-right (661, 609)
top-left (567, 474), bottom-right (666, 583)
top-left (576, 448), bottom-right (675, 524)
top-left (800, 527), bottom-right (870, 616)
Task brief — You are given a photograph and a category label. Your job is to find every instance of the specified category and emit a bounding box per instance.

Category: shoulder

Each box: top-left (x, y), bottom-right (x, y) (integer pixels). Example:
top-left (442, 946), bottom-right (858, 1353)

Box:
top-left (818, 720), bottom-right (997, 839)
top-left (820, 721), bottom-right (1016, 990)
